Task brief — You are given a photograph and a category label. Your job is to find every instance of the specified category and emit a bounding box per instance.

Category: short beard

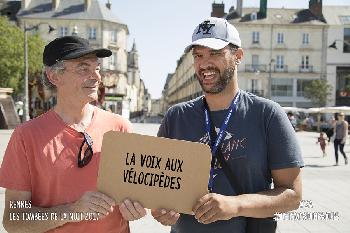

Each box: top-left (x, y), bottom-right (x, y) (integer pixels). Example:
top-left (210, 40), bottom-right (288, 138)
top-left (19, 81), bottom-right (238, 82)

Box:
top-left (198, 66), bottom-right (235, 94)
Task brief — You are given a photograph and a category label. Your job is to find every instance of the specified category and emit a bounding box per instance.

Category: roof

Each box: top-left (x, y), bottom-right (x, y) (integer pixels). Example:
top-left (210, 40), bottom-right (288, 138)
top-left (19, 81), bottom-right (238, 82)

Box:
top-left (17, 0), bottom-right (128, 32)
top-left (227, 7), bottom-right (327, 26)
top-left (0, 0), bottom-right (21, 21)
top-left (322, 6), bottom-right (350, 25)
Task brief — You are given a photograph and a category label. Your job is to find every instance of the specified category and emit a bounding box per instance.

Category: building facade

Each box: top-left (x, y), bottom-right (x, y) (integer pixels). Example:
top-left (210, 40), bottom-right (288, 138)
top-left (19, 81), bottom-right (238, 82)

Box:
top-left (323, 6), bottom-right (350, 106)
top-left (17, 0), bottom-right (149, 119)
top-left (162, 0), bottom-right (329, 109)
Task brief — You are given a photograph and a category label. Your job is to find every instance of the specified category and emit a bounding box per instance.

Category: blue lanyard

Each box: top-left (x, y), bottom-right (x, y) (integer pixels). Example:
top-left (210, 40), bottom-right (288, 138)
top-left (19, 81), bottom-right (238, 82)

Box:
top-left (204, 90), bottom-right (240, 191)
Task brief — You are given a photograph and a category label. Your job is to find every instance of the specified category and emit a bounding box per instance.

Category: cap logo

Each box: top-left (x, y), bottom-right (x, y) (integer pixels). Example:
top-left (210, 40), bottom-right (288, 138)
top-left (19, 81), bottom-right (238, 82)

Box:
top-left (196, 20), bottom-right (215, 35)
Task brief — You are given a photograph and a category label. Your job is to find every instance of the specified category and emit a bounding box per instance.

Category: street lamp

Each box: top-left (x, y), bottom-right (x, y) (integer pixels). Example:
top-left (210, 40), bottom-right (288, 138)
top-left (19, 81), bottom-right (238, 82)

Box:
top-left (267, 59), bottom-right (275, 100)
top-left (328, 39), bottom-right (350, 49)
top-left (23, 22), bottom-right (55, 121)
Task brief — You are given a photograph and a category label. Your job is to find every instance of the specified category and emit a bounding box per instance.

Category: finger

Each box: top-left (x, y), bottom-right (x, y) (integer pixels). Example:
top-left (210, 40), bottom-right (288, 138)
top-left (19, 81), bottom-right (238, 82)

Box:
top-left (133, 201), bottom-right (147, 217)
top-left (194, 200), bottom-right (213, 221)
top-left (201, 212), bottom-right (220, 224)
top-left (197, 207), bottom-right (217, 224)
top-left (151, 209), bottom-right (167, 218)
top-left (119, 202), bottom-right (135, 220)
top-left (89, 196), bottom-right (113, 213)
top-left (156, 210), bottom-right (180, 226)
top-left (192, 194), bottom-right (211, 213)
top-left (92, 192), bottom-right (116, 207)
top-left (123, 199), bottom-right (141, 219)
top-left (87, 202), bottom-right (110, 217)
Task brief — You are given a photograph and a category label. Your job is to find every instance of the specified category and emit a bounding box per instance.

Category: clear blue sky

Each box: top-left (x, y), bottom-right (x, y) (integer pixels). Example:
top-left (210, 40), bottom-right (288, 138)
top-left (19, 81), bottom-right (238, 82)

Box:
top-left (107, 0), bottom-right (350, 99)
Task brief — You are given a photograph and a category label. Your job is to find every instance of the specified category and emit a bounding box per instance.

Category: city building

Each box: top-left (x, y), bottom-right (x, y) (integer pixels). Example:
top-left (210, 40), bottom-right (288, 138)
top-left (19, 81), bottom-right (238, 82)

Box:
top-left (0, 0), bottom-right (21, 24)
top-left (16, 0), bottom-right (149, 119)
top-left (323, 6), bottom-right (350, 106)
top-left (163, 0), bottom-right (329, 108)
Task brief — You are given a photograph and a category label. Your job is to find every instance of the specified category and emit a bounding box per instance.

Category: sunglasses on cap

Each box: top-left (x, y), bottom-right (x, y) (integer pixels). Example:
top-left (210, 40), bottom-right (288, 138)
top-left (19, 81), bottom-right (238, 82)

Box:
top-left (78, 132), bottom-right (94, 168)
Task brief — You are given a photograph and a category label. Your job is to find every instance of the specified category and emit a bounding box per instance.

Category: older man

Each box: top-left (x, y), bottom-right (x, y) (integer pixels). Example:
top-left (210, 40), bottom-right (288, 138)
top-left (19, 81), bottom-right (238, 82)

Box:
top-left (0, 36), bottom-right (145, 233)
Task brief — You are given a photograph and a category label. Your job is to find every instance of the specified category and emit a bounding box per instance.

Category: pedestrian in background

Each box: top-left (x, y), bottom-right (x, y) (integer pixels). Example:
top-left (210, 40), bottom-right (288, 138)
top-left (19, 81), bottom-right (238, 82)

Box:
top-left (152, 17), bottom-right (303, 233)
top-left (333, 112), bottom-right (348, 166)
top-left (316, 132), bottom-right (327, 157)
top-left (325, 116), bottom-right (335, 144)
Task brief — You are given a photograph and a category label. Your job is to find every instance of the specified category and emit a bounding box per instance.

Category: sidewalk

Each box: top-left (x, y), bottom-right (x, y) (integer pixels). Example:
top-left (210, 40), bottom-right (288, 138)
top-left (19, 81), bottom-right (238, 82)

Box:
top-left (0, 129), bottom-right (349, 232)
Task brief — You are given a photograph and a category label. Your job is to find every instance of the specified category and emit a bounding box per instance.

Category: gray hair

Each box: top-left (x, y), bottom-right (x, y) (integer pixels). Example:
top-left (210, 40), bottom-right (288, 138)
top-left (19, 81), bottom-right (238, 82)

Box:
top-left (41, 61), bottom-right (66, 89)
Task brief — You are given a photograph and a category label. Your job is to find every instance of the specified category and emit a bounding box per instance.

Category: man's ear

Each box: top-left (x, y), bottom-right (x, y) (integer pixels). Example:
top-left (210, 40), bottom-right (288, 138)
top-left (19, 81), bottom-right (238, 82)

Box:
top-left (45, 69), bottom-right (60, 87)
top-left (234, 48), bottom-right (244, 65)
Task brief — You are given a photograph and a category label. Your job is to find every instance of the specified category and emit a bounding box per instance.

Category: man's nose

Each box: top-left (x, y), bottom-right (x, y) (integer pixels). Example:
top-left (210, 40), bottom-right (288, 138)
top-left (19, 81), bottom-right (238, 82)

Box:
top-left (90, 70), bottom-right (101, 82)
top-left (199, 58), bottom-right (214, 70)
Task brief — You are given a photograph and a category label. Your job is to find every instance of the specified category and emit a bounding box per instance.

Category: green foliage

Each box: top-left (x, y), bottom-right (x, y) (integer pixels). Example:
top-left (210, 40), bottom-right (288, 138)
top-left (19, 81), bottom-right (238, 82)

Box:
top-left (304, 79), bottom-right (332, 107)
top-left (0, 16), bottom-right (45, 93)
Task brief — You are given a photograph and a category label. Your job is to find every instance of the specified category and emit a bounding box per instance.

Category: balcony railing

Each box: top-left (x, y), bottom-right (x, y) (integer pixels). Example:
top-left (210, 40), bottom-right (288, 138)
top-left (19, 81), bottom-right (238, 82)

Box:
top-left (299, 66), bottom-right (313, 73)
top-left (245, 64), bottom-right (267, 72)
top-left (271, 90), bottom-right (293, 97)
top-left (274, 65), bottom-right (288, 72)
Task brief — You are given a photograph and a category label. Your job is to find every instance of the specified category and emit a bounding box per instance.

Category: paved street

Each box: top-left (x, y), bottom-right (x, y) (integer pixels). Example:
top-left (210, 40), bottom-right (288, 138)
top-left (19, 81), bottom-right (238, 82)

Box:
top-left (0, 124), bottom-right (350, 232)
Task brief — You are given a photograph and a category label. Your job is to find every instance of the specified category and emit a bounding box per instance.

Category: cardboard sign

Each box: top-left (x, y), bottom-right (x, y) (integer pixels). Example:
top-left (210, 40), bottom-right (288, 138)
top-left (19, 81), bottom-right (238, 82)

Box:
top-left (97, 131), bottom-right (211, 214)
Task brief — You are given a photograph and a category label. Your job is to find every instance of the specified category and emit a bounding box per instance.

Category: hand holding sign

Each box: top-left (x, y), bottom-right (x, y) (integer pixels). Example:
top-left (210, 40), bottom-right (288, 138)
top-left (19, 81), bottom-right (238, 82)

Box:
top-left (97, 131), bottom-right (211, 214)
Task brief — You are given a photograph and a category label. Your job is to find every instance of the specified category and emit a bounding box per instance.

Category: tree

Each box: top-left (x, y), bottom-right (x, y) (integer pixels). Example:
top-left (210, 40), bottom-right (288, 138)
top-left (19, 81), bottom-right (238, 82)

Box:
top-left (304, 79), bottom-right (332, 107)
top-left (0, 16), bottom-right (45, 93)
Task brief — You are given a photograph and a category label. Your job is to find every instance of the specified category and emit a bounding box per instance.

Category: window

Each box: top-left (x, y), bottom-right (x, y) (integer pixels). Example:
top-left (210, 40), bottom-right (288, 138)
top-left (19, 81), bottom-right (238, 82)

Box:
top-left (251, 12), bottom-right (257, 21)
top-left (88, 27), bottom-right (97, 40)
top-left (344, 28), bottom-right (350, 53)
top-left (252, 55), bottom-right (259, 70)
top-left (277, 33), bottom-right (284, 44)
top-left (302, 33), bottom-right (309, 45)
top-left (251, 79), bottom-right (258, 92)
top-left (297, 79), bottom-right (313, 97)
top-left (60, 26), bottom-right (68, 37)
top-left (111, 30), bottom-right (117, 43)
top-left (252, 31), bottom-right (260, 44)
top-left (339, 16), bottom-right (350, 24)
top-left (301, 55), bottom-right (309, 69)
top-left (276, 55), bottom-right (284, 69)
top-left (109, 52), bottom-right (117, 67)
top-left (272, 78), bottom-right (293, 97)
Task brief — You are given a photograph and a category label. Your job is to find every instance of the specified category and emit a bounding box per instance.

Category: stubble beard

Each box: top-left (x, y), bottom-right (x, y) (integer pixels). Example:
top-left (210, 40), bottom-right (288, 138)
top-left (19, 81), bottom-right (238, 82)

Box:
top-left (197, 66), bottom-right (235, 94)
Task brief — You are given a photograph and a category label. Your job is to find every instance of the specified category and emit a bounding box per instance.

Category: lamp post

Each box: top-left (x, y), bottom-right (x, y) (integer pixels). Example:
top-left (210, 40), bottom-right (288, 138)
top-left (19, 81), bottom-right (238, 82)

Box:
top-left (23, 22), bottom-right (55, 121)
top-left (328, 39), bottom-right (350, 50)
top-left (267, 59), bottom-right (275, 100)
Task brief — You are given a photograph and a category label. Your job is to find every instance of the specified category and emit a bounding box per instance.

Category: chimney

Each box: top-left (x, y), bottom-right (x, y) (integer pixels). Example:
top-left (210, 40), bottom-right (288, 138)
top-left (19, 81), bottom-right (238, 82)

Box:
top-left (258, 0), bottom-right (267, 18)
top-left (84, 0), bottom-right (91, 11)
top-left (236, 0), bottom-right (243, 17)
top-left (21, 0), bottom-right (31, 9)
top-left (211, 2), bottom-right (225, 18)
top-left (106, 0), bottom-right (111, 10)
top-left (52, 0), bottom-right (60, 10)
top-left (309, 0), bottom-right (323, 18)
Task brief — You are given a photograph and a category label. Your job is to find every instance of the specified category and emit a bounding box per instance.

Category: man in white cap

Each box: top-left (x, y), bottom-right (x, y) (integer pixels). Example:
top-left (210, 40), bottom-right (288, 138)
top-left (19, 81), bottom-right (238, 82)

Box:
top-left (152, 17), bottom-right (303, 233)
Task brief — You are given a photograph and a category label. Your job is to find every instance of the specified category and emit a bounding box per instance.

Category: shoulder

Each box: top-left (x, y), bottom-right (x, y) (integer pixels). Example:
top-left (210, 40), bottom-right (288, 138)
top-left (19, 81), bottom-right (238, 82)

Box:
top-left (165, 96), bottom-right (203, 118)
top-left (94, 107), bottom-right (132, 132)
top-left (14, 110), bottom-right (54, 135)
top-left (239, 91), bottom-right (284, 117)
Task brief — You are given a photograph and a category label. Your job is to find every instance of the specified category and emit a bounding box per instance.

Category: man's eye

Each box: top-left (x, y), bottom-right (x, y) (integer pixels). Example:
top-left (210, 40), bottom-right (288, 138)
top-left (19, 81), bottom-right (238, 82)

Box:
top-left (193, 54), bottom-right (201, 59)
top-left (211, 51), bottom-right (222, 56)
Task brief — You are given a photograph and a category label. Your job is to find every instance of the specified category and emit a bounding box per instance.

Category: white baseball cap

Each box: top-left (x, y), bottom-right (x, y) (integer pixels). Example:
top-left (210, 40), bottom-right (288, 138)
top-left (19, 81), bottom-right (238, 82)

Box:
top-left (185, 17), bottom-right (241, 52)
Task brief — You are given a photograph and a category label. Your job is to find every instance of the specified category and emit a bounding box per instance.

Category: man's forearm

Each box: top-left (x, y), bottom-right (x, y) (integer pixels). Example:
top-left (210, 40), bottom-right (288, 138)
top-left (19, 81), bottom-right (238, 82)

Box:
top-left (235, 187), bottom-right (301, 218)
top-left (4, 203), bottom-right (72, 233)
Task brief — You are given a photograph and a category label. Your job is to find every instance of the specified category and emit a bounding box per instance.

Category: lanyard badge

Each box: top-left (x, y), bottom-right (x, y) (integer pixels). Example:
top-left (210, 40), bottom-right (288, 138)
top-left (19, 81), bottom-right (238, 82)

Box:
top-left (203, 90), bottom-right (240, 192)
